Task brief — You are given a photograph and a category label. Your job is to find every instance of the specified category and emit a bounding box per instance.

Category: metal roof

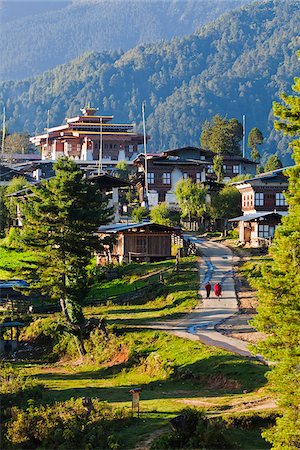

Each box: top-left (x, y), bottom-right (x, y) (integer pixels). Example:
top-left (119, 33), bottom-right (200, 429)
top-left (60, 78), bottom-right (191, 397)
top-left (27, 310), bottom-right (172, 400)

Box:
top-left (98, 221), bottom-right (174, 233)
top-left (0, 321), bottom-right (24, 328)
top-left (231, 167), bottom-right (292, 185)
top-left (229, 211), bottom-right (284, 222)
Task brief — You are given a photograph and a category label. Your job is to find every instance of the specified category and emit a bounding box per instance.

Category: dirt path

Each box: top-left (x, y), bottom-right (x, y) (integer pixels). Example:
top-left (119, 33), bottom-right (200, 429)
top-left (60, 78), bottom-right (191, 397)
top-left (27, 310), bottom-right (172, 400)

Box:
top-left (147, 237), bottom-right (266, 360)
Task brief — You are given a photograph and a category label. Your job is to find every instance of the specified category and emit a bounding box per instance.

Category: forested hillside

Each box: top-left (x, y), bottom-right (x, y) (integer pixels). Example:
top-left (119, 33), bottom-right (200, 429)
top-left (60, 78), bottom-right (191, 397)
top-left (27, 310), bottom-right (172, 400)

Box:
top-left (0, 0), bottom-right (299, 164)
top-left (0, 0), bottom-right (250, 80)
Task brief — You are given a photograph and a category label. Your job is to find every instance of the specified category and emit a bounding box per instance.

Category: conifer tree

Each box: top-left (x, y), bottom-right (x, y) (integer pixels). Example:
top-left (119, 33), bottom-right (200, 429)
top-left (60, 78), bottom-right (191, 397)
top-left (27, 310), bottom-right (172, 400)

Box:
top-left (251, 60), bottom-right (300, 449)
top-left (264, 154), bottom-right (283, 172)
top-left (248, 127), bottom-right (263, 162)
top-left (19, 158), bottom-right (112, 355)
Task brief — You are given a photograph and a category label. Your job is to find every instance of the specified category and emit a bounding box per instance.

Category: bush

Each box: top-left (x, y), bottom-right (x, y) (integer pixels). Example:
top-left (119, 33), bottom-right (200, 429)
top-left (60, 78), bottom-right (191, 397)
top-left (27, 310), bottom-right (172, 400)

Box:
top-left (227, 229), bottom-right (239, 239)
top-left (223, 411), bottom-right (278, 429)
top-left (0, 363), bottom-right (44, 420)
top-left (151, 408), bottom-right (234, 449)
top-left (5, 398), bottom-right (130, 449)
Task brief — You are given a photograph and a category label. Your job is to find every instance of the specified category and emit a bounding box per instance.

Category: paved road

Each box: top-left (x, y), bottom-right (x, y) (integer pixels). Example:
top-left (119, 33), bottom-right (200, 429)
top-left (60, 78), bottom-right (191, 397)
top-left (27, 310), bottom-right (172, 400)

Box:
top-left (151, 237), bottom-right (257, 358)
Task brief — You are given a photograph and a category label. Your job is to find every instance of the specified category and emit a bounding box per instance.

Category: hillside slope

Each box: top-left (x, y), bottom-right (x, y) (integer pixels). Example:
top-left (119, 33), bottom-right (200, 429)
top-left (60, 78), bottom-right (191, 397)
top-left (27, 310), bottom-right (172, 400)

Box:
top-left (0, 0), bottom-right (299, 164)
top-left (0, 0), bottom-right (250, 80)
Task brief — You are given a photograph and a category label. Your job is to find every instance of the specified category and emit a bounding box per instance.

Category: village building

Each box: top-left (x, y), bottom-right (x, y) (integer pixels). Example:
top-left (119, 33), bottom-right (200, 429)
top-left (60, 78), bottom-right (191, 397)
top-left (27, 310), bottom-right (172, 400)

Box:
top-left (133, 146), bottom-right (257, 208)
top-left (30, 105), bottom-right (147, 165)
top-left (97, 222), bottom-right (175, 264)
top-left (229, 167), bottom-right (289, 247)
top-left (7, 173), bottom-right (130, 226)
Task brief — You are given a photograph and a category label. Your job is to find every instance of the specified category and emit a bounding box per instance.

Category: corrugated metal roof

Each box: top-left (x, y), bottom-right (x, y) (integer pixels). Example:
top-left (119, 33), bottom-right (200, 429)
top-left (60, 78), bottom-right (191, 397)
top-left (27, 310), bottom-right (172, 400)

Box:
top-left (229, 211), bottom-right (283, 222)
top-left (98, 222), bottom-right (174, 233)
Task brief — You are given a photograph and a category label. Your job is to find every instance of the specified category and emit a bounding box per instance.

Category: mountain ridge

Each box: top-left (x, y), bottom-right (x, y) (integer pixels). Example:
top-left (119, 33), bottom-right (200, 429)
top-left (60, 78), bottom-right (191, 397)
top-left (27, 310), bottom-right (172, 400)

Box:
top-left (0, 0), bottom-right (299, 165)
top-left (0, 0), bottom-right (251, 80)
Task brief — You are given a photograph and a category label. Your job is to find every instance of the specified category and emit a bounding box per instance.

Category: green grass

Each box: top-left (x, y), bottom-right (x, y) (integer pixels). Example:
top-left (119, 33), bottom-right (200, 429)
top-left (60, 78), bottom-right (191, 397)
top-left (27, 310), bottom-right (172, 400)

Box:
top-left (4, 254), bottom-right (271, 449)
top-left (0, 245), bottom-right (39, 279)
top-left (84, 259), bottom-right (199, 324)
top-left (86, 259), bottom-right (175, 301)
top-left (17, 330), bottom-right (269, 448)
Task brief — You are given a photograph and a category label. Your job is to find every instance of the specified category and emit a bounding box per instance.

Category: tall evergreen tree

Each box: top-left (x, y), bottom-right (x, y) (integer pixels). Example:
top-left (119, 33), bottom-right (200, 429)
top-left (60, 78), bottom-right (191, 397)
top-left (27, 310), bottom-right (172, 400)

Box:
top-left (264, 154), bottom-right (283, 172)
top-left (200, 115), bottom-right (243, 156)
top-left (248, 127), bottom-right (263, 162)
top-left (18, 158), bottom-right (112, 355)
top-left (251, 60), bottom-right (300, 449)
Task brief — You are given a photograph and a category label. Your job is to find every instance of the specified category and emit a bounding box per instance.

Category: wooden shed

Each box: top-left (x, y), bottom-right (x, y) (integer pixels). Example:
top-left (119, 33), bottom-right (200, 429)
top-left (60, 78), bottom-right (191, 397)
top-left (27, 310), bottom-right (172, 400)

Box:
top-left (98, 222), bottom-right (175, 264)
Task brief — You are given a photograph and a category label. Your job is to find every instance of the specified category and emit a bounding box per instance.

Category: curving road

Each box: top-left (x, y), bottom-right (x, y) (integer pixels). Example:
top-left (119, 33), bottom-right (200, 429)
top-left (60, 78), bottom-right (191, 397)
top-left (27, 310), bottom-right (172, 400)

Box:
top-left (152, 237), bottom-right (258, 358)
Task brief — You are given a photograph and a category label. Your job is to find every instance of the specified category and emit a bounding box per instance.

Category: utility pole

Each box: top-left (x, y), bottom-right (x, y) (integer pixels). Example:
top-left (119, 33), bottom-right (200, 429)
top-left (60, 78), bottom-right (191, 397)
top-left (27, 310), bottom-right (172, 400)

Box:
top-left (98, 116), bottom-right (103, 175)
top-left (142, 101), bottom-right (148, 207)
top-left (242, 114), bottom-right (246, 158)
top-left (46, 109), bottom-right (50, 158)
top-left (1, 106), bottom-right (6, 156)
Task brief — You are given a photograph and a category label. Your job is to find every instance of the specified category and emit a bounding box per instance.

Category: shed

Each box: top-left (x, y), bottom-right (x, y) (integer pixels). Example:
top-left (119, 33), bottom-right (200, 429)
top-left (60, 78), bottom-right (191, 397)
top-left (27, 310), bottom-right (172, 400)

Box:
top-left (98, 222), bottom-right (175, 264)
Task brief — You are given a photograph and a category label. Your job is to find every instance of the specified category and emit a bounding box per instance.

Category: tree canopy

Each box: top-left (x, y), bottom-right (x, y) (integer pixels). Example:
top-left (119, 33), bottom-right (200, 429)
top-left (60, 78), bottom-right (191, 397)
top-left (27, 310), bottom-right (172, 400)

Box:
top-left (174, 178), bottom-right (207, 221)
top-left (210, 185), bottom-right (241, 220)
top-left (200, 115), bottom-right (243, 156)
top-left (264, 154), bottom-right (283, 172)
top-left (248, 127), bottom-right (263, 162)
top-left (0, 1), bottom-right (299, 165)
top-left (251, 57), bottom-right (300, 449)
top-left (150, 202), bottom-right (178, 227)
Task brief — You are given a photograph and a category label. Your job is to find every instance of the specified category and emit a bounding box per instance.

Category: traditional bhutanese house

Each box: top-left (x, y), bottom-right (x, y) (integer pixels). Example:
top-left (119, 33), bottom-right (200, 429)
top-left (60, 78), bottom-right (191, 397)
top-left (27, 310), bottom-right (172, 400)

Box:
top-left (88, 174), bottom-right (130, 223)
top-left (7, 173), bottom-right (130, 225)
top-left (0, 163), bottom-right (34, 185)
top-left (133, 146), bottom-right (257, 208)
top-left (228, 167), bottom-right (289, 247)
top-left (97, 222), bottom-right (175, 264)
top-left (30, 105), bottom-right (148, 165)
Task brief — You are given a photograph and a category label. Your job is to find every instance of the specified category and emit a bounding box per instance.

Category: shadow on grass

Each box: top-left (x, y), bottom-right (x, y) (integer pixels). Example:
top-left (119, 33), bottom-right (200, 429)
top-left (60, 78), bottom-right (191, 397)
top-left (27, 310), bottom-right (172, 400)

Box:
top-left (36, 353), bottom-right (268, 405)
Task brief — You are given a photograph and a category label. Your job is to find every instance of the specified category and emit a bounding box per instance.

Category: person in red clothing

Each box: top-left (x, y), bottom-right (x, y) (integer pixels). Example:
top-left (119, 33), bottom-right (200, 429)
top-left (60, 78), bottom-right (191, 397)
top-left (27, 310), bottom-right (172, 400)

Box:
top-left (205, 281), bottom-right (212, 298)
top-left (214, 282), bottom-right (222, 299)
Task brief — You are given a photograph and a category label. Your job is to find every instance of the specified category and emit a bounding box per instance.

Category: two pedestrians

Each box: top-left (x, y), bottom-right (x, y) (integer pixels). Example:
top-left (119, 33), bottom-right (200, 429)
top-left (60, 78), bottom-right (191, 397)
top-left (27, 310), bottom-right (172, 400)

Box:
top-left (205, 281), bottom-right (222, 299)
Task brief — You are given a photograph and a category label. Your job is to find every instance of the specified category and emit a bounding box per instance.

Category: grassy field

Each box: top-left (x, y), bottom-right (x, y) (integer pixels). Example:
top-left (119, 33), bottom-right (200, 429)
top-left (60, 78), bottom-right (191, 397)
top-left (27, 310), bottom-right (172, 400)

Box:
top-left (2, 254), bottom-right (272, 449)
top-left (0, 245), bottom-right (39, 280)
top-left (18, 330), bottom-right (270, 449)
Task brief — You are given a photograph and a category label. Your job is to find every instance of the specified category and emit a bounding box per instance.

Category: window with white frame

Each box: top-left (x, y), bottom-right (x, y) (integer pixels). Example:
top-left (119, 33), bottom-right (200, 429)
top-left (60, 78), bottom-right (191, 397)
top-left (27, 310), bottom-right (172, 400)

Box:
top-left (223, 165), bottom-right (227, 172)
top-left (207, 165), bottom-right (213, 173)
top-left (255, 192), bottom-right (264, 206)
top-left (276, 192), bottom-right (287, 206)
top-left (147, 172), bottom-right (154, 184)
top-left (196, 172), bottom-right (202, 183)
top-left (183, 173), bottom-right (188, 180)
top-left (233, 165), bottom-right (239, 174)
top-left (258, 224), bottom-right (270, 238)
top-left (163, 173), bottom-right (171, 184)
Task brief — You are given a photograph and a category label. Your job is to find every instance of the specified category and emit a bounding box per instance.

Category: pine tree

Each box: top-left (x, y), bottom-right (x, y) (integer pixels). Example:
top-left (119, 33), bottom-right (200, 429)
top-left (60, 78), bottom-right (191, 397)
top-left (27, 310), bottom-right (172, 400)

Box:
top-left (251, 59), bottom-right (300, 449)
top-left (200, 115), bottom-right (243, 156)
top-left (248, 127), bottom-right (263, 162)
top-left (264, 154), bottom-right (283, 172)
top-left (19, 158), bottom-right (112, 356)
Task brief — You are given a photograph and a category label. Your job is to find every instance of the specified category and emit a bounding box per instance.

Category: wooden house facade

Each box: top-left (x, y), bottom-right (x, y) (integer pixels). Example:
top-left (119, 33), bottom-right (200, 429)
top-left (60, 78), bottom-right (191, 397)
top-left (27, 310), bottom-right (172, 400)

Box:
top-left (229, 168), bottom-right (289, 247)
top-left (97, 222), bottom-right (174, 264)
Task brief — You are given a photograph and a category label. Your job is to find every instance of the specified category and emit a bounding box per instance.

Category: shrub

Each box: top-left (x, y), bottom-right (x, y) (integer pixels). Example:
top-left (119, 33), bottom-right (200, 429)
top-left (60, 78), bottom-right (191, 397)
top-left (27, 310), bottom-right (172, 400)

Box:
top-left (227, 229), bottom-right (239, 239)
top-left (0, 363), bottom-right (44, 421)
top-left (5, 398), bottom-right (130, 449)
top-left (151, 408), bottom-right (234, 449)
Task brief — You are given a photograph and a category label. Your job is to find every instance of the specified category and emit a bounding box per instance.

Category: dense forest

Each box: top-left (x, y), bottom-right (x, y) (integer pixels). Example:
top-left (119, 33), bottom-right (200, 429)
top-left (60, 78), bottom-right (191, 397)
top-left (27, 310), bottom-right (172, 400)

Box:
top-left (0, 0), bottom-right (250, 80)
top-left (0, 0), bottom-right (299, 165)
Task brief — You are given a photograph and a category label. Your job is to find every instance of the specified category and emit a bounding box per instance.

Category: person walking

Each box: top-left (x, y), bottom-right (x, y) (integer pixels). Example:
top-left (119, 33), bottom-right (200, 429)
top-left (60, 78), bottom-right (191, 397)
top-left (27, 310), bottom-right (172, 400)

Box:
top-left (205, 281), bottom-right (212, 298)
top-left (214, 282), bottom-right (222, 299)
